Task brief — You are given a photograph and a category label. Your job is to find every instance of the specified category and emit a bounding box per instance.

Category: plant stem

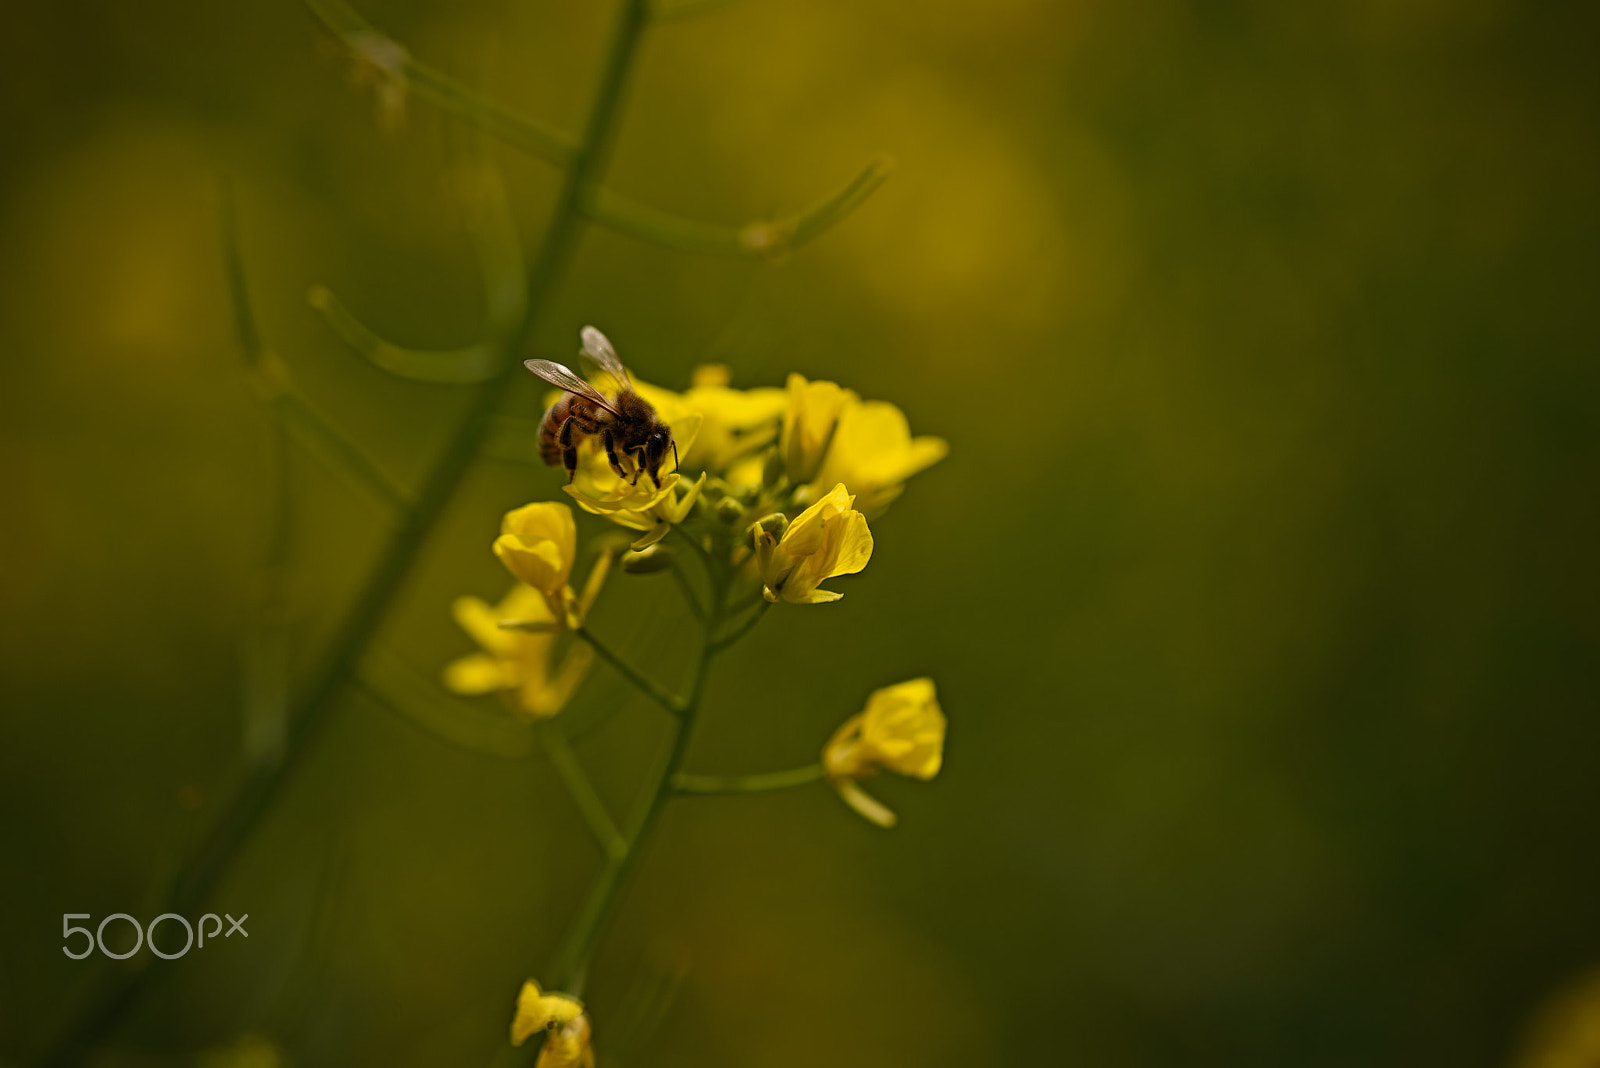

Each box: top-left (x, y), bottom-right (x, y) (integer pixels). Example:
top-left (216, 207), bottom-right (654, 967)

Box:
top-left (545, 522), bottom-right (743, 1009)
top-left (536, 722), bottom-right (626, 860)
top-left (550, 598), bottom-right (721, 998)
top-left (43, 1), bottom-right (651, 1061)
top-left (574, 626), bottom-right (685, 715)
top-left (669, 563), bottom-right (707, 623)
top-left (710, 599), bottom-right (769, 652)
top-left (671, 763), bottom-right (824, 794)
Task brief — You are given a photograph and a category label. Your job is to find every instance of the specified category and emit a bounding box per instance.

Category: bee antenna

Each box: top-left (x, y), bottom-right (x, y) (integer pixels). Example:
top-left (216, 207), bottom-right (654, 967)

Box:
top-left (671, 439), bottom-right (679, 471)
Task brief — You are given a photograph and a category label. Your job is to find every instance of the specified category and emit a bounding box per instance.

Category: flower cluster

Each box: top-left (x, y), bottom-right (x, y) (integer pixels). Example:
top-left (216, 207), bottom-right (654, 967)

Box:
top-left (440, 330), bottom-right (951, 1058)
top-left (549, 348), bottom-right (946, 603)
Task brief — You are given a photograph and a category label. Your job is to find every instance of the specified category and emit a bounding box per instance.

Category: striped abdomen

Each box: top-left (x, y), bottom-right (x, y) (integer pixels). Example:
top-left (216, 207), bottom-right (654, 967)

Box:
top-left (536, 394), bottom-right (606, 467)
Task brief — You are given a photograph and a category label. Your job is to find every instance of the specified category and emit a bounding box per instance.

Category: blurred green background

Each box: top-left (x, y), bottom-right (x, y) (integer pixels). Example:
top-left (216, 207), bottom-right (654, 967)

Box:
top-left (3, 0), bottom-right (1599, 1065)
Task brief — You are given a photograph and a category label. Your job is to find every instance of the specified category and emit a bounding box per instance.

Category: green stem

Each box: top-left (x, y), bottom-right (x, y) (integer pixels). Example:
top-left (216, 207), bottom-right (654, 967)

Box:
top-left (574, 626), bottom-right (685, 716)
top-left (536, 722), bottom-right (626, 860)
top-left (44, 0), bottom-right (649, 1059)
top-left (579, 155), bottom-right (893, 258)
top-left (272, 386), bottom-right (413, 508)
top-left (709, 598), bottom-right (769, 652)
top-left (670, 564), bottom-right (707, 623)
top-left (550, 601), bottom-right (720, 997)
top-left (721, 588), bottom-right (767, 617)
top-left (668, 523), bottom-right (715, 573)
top-left (305, 0), bottom-right (576, 167)
top-left (671, 763), bottom-right (823, 795)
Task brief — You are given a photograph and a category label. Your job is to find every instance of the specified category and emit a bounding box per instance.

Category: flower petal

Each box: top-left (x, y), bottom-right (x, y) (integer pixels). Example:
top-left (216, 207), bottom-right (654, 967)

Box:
top-left (443, 652), bottom-right (518, 695)
top-left (493, 534), bottom-right (568, 592)
top-left (826, 508), bottom-right (874, 579)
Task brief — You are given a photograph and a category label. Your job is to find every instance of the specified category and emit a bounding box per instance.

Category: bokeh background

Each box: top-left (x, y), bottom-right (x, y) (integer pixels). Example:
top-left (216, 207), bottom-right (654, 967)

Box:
top-left (3, 0), bottom-right (1600, 1065)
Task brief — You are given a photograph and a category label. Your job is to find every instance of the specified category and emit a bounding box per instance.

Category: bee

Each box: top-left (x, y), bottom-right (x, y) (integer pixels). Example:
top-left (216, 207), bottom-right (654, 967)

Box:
top-left (525, 327), bottom-right (678, 488)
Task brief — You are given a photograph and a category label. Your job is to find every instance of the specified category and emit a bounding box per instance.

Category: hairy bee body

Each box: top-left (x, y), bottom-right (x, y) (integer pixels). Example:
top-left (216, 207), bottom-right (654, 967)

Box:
top-left (525, 328), bottom-right (677, 487)
top-left (535, 392), bottom-right (603, 468)
top-left (535, 388), bottom-right (665, 480)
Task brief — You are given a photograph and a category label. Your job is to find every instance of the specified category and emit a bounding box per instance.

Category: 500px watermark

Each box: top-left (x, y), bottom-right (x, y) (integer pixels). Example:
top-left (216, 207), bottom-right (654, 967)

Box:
top-left (62, 913), bottom-right (248, 960)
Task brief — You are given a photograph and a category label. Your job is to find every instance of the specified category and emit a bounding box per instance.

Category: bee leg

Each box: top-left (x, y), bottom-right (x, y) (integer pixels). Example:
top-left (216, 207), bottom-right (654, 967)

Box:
top-left (601, 429), bottom-right (629, 481)
top-left (629, 448), bottom-right (647, 486)
top-left (557, 416), bottom-right (581, 483)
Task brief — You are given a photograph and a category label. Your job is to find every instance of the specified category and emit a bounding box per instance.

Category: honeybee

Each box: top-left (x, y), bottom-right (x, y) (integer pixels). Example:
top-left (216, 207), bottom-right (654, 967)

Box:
top-left (525, 327), bottom-right (678, 488)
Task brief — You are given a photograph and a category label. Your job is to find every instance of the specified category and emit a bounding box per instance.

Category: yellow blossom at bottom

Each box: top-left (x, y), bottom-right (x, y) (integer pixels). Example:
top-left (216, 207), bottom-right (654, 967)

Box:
top-left (823, 678), bottom-right (946, 828)
top-left (511, 980), bottom-right (594, 1068)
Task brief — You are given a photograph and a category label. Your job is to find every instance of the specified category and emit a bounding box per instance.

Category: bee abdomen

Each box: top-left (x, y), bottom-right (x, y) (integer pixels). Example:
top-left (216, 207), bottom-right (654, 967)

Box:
top-left (537, 394), bottom-right (596, 468)
top-left (536, 409), bottom-right (564, 467)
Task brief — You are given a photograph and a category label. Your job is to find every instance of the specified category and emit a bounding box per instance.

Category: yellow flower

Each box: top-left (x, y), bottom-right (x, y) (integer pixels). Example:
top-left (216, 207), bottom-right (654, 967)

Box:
top-left (753, 483), bottom-right (873, 604)
top-left (559, 381), bottom-right (705, 550)
top-left (493, 502), bottom-right (578, 621)
top-left (779, 373), bottom-right (857, 484)
top-left (806, 400), bottom-right (947, 519)
top-left (680, 368), bottom-right (787, 483)
top-left (823, 678), bottom-right (945, 828)
top-left (565, 466), bottom-right (706, 551)
top-left (510, 979), bottom-right (594, 1068)
top-left (443, 583), bottom-right (594, 719)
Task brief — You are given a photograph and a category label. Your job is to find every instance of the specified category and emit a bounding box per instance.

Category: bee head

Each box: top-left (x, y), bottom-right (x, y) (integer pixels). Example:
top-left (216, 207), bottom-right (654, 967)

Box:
top-left (642, 426), bottom-right (675, 487)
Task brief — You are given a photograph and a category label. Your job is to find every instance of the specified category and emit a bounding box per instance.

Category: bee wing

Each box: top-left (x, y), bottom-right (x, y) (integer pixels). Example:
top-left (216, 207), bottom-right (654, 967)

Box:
top-left (579, 326), bottom-right (634, 392)
top-left (523, 358), bottom-right (621, 415)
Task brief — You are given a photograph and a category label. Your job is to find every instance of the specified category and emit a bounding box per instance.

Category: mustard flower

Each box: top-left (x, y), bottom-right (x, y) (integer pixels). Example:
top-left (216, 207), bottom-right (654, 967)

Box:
top-left (565, 465), bottom-right (706, 551)
top-left (510, 979), bottom-right (594, 1068)
top-left (806, 399), bottom-right (947, 519)
top-left (493, 502), bottom-right (579, 622)
top-left (779, 373), bottom-right (857, 484)
top-left (753, 483), bottom-right (873, 604)
top-left (680, 365), bottom-right (787, 485)
top-left (559, 380), bottom-right (705, 550)
top-left (443, 583), bottom-right (593, 719)
top-left (823, 678), bottom-right (945, 828)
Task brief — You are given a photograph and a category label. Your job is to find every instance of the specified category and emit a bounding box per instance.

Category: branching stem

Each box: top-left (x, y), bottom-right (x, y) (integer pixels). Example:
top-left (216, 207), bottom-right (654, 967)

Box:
top-left (43, 0), bottom-right (651, 1061)
top-left (672, 764), bottom-right (824, 795)
top-left (710, 599), bottom-right (770, 652)
top-left (574, 626), bottom-right (686, 717)
top-left (537, 722), bottom-right (626, 860)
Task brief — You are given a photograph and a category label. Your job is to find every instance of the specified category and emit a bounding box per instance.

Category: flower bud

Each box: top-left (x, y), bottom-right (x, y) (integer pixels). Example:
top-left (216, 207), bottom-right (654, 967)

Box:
top-left (716, 496), bottom-right (747, 524)
top-left (753, 512), bottom-right (789, 539)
